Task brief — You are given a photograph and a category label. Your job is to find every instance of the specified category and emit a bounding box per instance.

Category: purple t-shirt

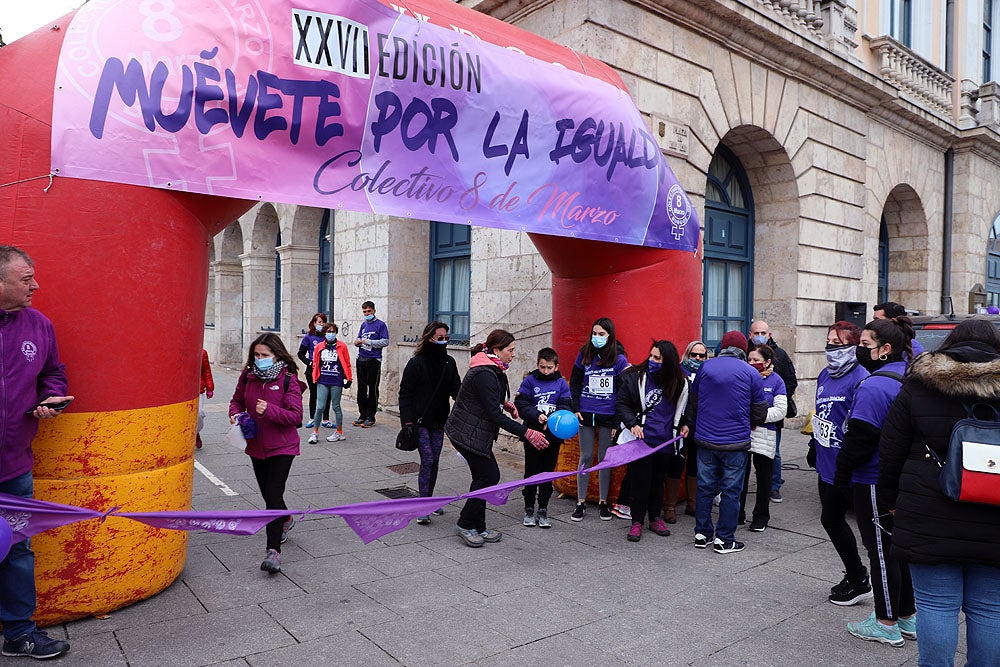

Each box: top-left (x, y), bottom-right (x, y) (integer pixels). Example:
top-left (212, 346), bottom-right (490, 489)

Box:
top-left (317, 345), bottom-right (343, 385)
top-left (574, 352), bottom-right (629, 415)
top-left (813, 364), bottom-right (870, 485)
top-left (843, 360), bottom-right (906, 485)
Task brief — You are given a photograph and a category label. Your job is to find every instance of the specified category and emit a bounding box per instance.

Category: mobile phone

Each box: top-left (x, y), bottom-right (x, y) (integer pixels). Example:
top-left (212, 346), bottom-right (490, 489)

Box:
top-left (25, 398), bottom-right (73, 415)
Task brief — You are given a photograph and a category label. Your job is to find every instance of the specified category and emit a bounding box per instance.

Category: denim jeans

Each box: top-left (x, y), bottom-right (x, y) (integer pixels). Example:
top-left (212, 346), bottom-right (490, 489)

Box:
top-left (0, 472), bottom-right (37, 640)
top-left (909, 562), bottom-right (1000, 667)
top-left (314, 382), bottom-right (343, 429)
top-left (695, 447), bottom-right (748, 543)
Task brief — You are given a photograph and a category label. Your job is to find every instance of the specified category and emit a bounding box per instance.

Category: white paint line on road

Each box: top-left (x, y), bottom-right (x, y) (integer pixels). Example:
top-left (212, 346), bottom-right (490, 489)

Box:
top-left (194, 460), bottom-right (240, 497)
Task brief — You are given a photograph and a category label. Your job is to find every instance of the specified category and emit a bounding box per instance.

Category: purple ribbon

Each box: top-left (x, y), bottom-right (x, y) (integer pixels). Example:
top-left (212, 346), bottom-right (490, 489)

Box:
top-left (0, 436), bottom-right (681, 544)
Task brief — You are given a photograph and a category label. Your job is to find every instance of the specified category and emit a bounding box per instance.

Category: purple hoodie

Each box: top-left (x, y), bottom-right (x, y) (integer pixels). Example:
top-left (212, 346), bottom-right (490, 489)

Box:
top-left (0, 307), bottom-right (68, 483)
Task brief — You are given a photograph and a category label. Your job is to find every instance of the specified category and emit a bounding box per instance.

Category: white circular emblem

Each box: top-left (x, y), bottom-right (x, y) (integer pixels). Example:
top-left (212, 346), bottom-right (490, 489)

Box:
top-left (21, 341), bottom-right (37, 362)
top-left (0, 511), bottom-right (30, 533)
top-left (666, 184), bottom-right (691, 240)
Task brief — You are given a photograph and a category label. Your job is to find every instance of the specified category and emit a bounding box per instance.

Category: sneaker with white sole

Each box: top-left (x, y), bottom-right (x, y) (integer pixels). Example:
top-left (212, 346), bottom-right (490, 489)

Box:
top-left (523, 507), bottom-right (536, 527)
top-left (847, 611), bottom-right (904, 647)
top-left (571, 502), bottom-right (586, 521)
top-left (713, 539), bottom-right (745, 554)
top-left (694, 533), bottom-right (711, 549)
top-left (326, 431), bottom-right (345, 442)
top-left (321, 420), bottom-right (335, 429)
top-left (415, 516), bottom-right (430, 525)
top-left (305, 419), bottom-right (316, 429)
top-left (536, 508), bottom-right (551, 528)
top-left (456, 525), bottom-right (484, 547)
top-left (598, 502), bottom-right (613, 520)
top-left (431, 508), bottom-right (445, 516)
top-left (307, 432), bottom-right (319, 444)
top-left (829, 575), bottom-right (874, 606)
top-left (281, 517), bottom-right (295, 544)
top-left (611, 503), bottom-right (632, 520)
top-left (479, 529), bottom-right (502, 543)
top-left (897, 615), bottom-right (917, 640)
top-left (261, 549), bottom-right (281, 573)
top-left (1, 631), bottom-right (70, 659)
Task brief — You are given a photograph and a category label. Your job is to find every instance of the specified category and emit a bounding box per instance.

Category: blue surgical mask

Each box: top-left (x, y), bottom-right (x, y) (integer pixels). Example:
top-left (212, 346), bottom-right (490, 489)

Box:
top-left (254, 357), bottom-right (274, 371)
top-left (591, 335), bottom-right (608, 349)
top-left (647, 359), bottom-right (661, 374)
top-left (364, 313), bottom-right (375, 322)
top-left (325, 333), bottom-right (336, 342)
top-left (432, 339), bottom-right (448, 345)
top-left (751, 334), bottom-right (768, 345)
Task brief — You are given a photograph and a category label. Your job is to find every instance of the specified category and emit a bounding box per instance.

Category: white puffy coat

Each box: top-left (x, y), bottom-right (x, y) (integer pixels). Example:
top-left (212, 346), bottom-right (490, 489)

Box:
top-left (749, 392), bottom-right (787, 458)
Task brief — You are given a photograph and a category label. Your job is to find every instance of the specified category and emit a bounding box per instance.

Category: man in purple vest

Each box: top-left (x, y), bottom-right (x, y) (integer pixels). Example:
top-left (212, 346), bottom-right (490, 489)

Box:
top-left (0, 246), bottom-right (73, 660)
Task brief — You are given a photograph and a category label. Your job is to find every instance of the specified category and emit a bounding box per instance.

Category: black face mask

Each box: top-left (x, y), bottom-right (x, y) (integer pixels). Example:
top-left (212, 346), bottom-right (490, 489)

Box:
top-left (855, 345), bottom-right (884, 373)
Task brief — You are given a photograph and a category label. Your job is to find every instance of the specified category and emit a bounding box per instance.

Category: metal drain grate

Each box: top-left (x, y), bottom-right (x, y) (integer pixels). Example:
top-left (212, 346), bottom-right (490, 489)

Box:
top-left (386, 462), bottom-right (421, 475)
top-left (373, 485), bottom-right (419, 499)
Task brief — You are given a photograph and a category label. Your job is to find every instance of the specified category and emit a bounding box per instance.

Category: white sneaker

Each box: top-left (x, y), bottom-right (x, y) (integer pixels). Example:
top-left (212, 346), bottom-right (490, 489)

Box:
top-left (326, 432), bottom-right (345, 442)
top-left (307, 433), bottom-right (318, 444)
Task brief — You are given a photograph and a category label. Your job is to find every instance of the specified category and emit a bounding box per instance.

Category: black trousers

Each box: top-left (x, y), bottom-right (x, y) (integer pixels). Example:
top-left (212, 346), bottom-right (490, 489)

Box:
top-left (738, 453), bottom-right (773, 525)
top-left (251, 454), bottom-right (294, 552)
top-left (356, 358), bottom-right (381, 421)
top-left (817, 478), bottom-right (867, 583)
top-left (853, 482), bottom-right (915, 621)
top-left (458, 449), bottom-right (500, 532)
top-left (628, 448), bottom-right (669, 524)
top-left (304, 372), bottom-right (329, 421)
top-left (521, 439), bottom-right (561, 509)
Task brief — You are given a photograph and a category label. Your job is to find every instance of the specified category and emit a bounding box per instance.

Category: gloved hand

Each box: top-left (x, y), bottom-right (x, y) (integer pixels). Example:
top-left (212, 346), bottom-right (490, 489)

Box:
top-left (343, 379), bottom-right (352, 389)
top-left (806, 439), bottom-right (817, 469)
top-left (525, 429), bottom-right (548, 450)
top-left (205, 390), bottom-right (213, 399)
top-left (503, 401), bottom-right (519, 419)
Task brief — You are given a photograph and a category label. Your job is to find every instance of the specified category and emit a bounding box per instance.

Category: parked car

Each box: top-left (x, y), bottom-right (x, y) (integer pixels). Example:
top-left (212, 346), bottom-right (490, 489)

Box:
top-left (911, 314), bottom-right (1000, 352)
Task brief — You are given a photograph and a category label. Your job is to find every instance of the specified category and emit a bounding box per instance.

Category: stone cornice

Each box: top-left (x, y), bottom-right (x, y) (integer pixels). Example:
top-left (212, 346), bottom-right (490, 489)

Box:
top-left (951, 126), bottom-right (1000, 167)
top-left (467, 0), bottom-right (961, 150)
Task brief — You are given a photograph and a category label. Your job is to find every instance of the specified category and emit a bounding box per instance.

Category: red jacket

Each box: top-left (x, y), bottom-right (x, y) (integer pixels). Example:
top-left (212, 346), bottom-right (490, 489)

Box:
top-left (229, 368), bottom-right (303, 459)
top-left (200, 349), bottom-right (214, 394)
top-left (311, 339), bottom-right (353, 384)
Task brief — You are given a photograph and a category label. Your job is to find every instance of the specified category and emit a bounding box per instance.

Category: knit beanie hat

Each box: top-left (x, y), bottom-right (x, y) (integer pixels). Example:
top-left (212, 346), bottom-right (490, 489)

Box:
top-left (719, 330), bottom-right (748, 354)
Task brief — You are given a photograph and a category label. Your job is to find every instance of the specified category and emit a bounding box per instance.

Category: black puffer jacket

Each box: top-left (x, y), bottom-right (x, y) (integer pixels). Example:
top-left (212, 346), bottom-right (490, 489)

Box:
top-left (878, 341), bottom-right (1000, 567)
top-left (445, 357), bottom-right (527, 457)
top-left (398, 348), bottom-right (461, 429)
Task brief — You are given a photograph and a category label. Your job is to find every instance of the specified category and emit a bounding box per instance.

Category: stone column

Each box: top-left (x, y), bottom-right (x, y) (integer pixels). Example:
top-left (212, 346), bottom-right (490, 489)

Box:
top-left (276, 243), bottom-right (321, 345)
top-left (213, 259), bottom-right (244, 364)
top-left (239, 250), bottom-right (277, 351)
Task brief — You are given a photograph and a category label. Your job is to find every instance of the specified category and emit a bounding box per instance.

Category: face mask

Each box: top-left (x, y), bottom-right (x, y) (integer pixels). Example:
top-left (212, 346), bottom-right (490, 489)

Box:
top-left (313, 322), bottom-right (325, 332)
top-left (647, 359), bottom-right (661, 375)
top-left (325, 333), bottom-right (336, 342)
top-left (750, 334), bottom-right (768, 346)
top-left (825, 344), bottom-right (856, 374)
top-left (855, 345), bottom-right (884, 373)
top-left (255, 357), bottom-right (274, 371)
top-left (682, 358), bottom-right (702, 372)
top-left (432, 339), bottom-right (448, 346)
top-left (364, 313), bottom-right (375, 322)
top-left (750, 361), bottom-right (766, 373)
top-left (591, 335), bottom-right (608, 349)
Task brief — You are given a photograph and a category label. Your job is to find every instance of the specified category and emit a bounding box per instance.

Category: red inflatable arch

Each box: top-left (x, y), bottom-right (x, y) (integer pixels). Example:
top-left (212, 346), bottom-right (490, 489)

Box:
top-left (0, 0), bottom-right (700, 623)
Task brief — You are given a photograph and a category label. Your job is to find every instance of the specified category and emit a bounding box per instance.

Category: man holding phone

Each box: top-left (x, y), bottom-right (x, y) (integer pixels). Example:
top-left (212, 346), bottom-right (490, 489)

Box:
top-left (0, 246), bottom-right (73, 660)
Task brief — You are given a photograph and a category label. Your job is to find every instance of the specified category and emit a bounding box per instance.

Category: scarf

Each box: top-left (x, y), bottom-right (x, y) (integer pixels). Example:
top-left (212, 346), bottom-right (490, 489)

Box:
top-left (252, 359), bottom-right (286, 382)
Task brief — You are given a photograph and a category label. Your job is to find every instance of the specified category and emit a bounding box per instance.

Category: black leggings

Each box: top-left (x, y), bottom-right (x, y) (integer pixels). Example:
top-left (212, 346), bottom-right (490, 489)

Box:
top-left (852, 482), bottom-right (915, 621)
top-left (817, 478), bottom-right (867, 582)
top-left (739, 453), bottom-right (773, 525)
top-left (627, 449), bottom-right (669, 524)
top-left (458, 449), bottom-right (500, 532)
top-left (251, 455), bottom-right (294, 552)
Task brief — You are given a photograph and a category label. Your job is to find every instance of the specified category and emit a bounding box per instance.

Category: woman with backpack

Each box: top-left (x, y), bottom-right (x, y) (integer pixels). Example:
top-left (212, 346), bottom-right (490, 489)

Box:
top-left (879, 318), bottom-right (1000, 666)
top-left (834, 317), bottom-right (916, 647)
top-left (229, 333), bottom-right (303, 574)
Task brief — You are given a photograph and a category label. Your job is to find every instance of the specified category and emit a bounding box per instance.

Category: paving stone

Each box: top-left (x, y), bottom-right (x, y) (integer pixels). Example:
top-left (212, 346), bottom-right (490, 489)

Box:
top-left (359, 607), bottom-right (512, 667)
top-left (246, 630), bottom-right (400, 666)
top-left (66, 578), bottom-right (207, 636)
top-left (183, 569), bottom-right (306, 612)
top-left (261, 585), bottom-right (399, 642)
top-left (354, 570), bottom-right (483, 615)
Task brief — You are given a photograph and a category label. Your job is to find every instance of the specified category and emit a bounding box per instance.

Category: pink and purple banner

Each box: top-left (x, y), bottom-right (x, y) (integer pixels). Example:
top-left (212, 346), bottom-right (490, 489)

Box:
top-left (0, 436), bottom-right (680, 548)
top-left (51, 0), bottom-right (699, 249)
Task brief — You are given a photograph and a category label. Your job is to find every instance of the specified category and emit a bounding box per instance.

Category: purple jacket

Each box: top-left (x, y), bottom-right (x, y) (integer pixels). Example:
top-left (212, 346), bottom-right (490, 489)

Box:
top-left (0, 307), bottom-right (68, 483)
top-left (229, 368), bottom-right (303, 459)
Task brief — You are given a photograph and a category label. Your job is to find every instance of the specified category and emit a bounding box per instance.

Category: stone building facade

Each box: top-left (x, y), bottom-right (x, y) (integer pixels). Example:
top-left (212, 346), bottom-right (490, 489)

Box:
top-left (204, 0), bottom-right (1000, 411)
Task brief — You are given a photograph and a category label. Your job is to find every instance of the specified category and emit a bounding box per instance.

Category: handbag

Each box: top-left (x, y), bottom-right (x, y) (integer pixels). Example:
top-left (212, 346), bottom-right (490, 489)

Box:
top-left (785, 395), bottom-right (797, 419)
top-left (395, 359), bottom-right (449, 452)
top-left (925, 402), bottom-right (1000, 506)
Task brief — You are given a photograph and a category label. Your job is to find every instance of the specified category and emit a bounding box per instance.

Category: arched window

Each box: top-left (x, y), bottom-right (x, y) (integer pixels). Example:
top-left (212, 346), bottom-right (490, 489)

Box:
top-left (318, 211), bottom-right (332, 314)
top-left (702, 146), bottom-right (753, 348)
top-left (987, 214), bottom-right (1000, 306)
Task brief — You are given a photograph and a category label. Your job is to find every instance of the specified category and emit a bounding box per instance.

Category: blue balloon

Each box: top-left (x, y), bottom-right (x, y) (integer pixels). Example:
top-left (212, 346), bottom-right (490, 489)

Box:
top-left (548, 409), bottom-right (580, 440)
top-left (0, 519), bottom-right (11, 562)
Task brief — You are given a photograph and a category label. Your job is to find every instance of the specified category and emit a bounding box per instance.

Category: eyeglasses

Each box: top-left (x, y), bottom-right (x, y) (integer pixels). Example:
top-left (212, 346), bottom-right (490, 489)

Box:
top-left (434, 336), bottom-right (450, 341)
top-left (689, 352), bottom-right (707, 359)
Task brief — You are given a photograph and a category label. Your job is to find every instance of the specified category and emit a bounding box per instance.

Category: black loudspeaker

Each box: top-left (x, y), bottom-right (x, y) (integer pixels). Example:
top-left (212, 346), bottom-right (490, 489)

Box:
top-left (835, 301), bottom-right (867, 329)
